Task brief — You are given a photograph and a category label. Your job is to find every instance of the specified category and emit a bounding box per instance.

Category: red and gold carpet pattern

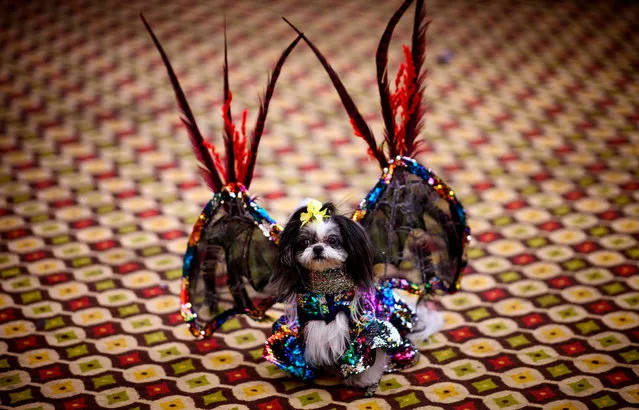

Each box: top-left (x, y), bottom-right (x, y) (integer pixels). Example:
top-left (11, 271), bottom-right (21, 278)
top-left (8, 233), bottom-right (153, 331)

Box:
top-left (1, 0), bottom-right (638, 409)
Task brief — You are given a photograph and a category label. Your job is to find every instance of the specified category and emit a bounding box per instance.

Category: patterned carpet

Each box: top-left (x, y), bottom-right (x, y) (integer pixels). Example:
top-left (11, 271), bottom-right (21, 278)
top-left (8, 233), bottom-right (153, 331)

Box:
top-left (1, 0), bottom-right (638, 409)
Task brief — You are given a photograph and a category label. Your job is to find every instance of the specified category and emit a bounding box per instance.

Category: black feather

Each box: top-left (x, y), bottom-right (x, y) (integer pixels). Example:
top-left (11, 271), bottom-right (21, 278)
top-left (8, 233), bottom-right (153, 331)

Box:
top-left (141, 14), bottom-right (224, 192)
top-left (376, 0), bottom-right (414, 158)
top-left (282, 17), bottom-right (387, 168)
top-left (222, 20), bottom-right (236, 182)
top-left (243, 34), bottom-right (303, 188)
top-left (405, 0), bottom-right (429, 156)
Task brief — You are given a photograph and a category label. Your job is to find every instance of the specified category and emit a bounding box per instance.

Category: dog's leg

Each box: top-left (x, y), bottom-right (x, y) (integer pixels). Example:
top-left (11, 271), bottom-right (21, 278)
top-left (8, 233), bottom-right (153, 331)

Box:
top-left (344, 348), bottom-right (387, 393)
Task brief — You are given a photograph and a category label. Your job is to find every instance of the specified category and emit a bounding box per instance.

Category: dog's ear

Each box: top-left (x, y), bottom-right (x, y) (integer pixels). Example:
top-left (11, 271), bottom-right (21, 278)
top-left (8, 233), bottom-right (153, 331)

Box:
top-left (333, 215), bottom-right (375, 291)
top-left (266, 207), bottom-right (307, 301)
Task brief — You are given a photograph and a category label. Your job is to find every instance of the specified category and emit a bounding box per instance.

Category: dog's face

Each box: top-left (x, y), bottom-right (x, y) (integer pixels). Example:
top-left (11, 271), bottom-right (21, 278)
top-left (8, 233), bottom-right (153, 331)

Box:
top-left (267, 201), bottom-right (374, 300)
top-left (295, 218), bottom-right (347, 271)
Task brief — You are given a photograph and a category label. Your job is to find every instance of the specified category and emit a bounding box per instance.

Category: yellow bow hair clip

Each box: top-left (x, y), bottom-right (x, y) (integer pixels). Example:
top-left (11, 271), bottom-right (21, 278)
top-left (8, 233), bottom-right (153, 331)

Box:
top-left (300, 199), bottom-right (328, 226)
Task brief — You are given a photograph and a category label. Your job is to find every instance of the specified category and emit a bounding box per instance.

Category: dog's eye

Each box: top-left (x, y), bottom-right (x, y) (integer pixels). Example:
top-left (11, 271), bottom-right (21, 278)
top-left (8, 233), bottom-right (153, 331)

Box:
top-left (301, 239), bottom-right (310, 248)
top-left (326, 236), bottom-right (339, 246)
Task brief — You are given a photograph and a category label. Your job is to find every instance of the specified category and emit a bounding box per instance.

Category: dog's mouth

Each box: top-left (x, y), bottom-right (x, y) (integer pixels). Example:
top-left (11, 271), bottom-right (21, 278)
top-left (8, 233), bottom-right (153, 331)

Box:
top-left (312, 255), bottom-right (325, 261)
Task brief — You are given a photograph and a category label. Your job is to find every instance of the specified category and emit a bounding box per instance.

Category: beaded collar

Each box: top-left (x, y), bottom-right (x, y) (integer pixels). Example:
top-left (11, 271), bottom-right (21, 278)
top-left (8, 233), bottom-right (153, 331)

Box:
top-left (307, 267), bottom-right (355, 294)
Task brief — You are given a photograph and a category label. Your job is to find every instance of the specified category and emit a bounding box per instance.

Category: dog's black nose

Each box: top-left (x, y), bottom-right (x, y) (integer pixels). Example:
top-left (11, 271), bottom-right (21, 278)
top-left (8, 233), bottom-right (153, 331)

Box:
top-left (313, 245), bottom-right (324, 255)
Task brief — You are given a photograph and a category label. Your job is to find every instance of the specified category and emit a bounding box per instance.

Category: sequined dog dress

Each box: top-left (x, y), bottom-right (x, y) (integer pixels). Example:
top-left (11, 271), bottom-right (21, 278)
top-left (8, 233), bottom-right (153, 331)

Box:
top-left (263, 280), bottom-right (423, 380)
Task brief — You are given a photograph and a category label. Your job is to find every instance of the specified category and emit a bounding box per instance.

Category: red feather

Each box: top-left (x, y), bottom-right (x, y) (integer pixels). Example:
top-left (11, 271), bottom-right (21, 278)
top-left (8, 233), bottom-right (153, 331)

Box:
top-left (391, 46), bottom-right (418, 155)
top-left (376, 0), bottom-right (414, 158)
top-left (404, 0), bottom-right (429, 156)
top-left (380, 0), bottom-right (429, 157)
top-left (203, 139), bottom-right (227, 182)
top-left (220, 92), bottom-right (248, 183)
top-left (234, 110), bottom-right (249, 183)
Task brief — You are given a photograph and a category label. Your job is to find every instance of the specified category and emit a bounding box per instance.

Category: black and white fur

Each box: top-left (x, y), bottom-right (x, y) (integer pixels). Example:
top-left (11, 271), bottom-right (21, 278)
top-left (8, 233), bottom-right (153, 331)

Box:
top-left (268, 202), bottom-right (375, 301)
top-left (267, 202), bottom-right (383, 386)
top-left (268, 201), bottom-right (441, 388)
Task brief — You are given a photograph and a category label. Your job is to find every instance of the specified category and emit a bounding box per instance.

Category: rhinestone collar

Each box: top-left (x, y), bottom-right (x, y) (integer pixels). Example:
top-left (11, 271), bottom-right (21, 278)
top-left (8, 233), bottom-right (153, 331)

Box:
top-left (307, 267), bottom-right (355, 294)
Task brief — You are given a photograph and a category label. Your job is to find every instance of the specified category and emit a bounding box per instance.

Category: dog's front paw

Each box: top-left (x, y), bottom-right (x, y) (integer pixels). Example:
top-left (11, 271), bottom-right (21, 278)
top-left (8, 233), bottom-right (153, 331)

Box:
top-left (343, 348), bottom-right (386, 390)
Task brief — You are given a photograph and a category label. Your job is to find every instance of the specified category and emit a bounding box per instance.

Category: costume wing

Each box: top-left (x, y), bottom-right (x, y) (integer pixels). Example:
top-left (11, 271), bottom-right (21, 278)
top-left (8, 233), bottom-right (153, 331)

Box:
top-left (182, 189), bottom-right (281, 338)
top-left (353, 157), bottom-right (470, 294)
top-left (142, 15), bottom-right (301, 337)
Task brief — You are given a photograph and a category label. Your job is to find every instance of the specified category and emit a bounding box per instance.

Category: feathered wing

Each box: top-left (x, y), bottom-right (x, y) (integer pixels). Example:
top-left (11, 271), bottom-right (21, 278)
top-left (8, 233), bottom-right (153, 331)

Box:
top-left (184, 196), bottom-right (281, 337)
top-left (356, 161), bottom-right (469, 294)
top-left (145, 17), bottom-right (302, 337)
top-left (140, 14), bottom-right (224, 192)
top-left (350, 1), bottom-right (469, 294)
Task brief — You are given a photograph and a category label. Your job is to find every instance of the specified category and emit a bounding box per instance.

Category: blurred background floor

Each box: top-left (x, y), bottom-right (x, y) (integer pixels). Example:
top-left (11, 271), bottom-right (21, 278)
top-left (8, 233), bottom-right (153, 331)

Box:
top-left (1, 0), bottom-right (638, 409)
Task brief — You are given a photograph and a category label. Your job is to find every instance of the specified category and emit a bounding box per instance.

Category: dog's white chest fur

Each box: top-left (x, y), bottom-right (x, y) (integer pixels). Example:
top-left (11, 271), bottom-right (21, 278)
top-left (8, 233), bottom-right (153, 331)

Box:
top-left (303, 311), bottom-right (350, 367)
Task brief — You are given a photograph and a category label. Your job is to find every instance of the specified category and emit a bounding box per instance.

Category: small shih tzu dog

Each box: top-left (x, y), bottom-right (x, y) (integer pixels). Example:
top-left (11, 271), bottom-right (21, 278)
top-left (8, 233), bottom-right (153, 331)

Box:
top-left (265, 200), bottom-right (442, 392)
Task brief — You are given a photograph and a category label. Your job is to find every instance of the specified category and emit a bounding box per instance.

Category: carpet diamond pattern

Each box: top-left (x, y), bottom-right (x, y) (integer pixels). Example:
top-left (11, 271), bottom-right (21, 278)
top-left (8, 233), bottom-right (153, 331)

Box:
top-left (1, 0), bottom-right (637, 409)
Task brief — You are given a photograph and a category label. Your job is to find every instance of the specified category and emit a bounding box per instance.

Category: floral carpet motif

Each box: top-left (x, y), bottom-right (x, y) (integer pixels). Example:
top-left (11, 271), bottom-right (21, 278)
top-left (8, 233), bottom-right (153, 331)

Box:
top-left (1, 0), bottom-right (637, 409)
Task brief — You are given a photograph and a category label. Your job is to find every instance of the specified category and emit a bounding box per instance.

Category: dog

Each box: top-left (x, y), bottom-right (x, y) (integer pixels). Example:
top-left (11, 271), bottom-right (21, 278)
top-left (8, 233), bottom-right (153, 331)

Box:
top-left (266, 199), bottom-right (442, 390)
